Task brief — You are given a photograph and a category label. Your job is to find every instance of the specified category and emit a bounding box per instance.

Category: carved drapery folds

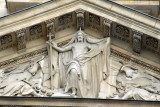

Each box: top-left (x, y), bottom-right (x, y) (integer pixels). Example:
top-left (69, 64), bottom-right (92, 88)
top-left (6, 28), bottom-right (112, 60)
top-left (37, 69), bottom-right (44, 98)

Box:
top-left (103, 18), bottom-right (112, 37)
top-left (75, 9), bottom-right (85, 30)
top-left (132, 30), bottom-right (143, 53)
top-left (16, 29), bottom-right (26, 52)
top-left (45, 18), bottom-right (55, 39)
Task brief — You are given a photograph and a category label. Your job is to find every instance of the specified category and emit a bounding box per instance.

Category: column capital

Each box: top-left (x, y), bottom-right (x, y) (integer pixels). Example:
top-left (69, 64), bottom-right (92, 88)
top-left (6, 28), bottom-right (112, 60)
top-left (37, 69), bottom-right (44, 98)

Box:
top-left (15, 28), bottom-right (26, 37)
top-left (103, 18), bottom-right (112, 26)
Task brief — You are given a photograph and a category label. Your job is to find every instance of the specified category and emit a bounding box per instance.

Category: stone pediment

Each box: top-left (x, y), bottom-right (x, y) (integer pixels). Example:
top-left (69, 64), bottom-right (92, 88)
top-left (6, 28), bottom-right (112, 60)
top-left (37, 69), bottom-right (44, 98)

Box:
top-left (0, 0), bottom-right (160, 105)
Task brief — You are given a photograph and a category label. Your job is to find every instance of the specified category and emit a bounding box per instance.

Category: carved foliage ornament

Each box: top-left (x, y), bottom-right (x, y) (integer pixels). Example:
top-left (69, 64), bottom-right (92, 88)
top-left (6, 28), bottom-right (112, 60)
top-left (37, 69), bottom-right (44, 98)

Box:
top-left (30, 24), bottom-right (42, 36)
top-left (146, 37), bottom-right (158, 49)
top-left (116, 24), bottom-right (129, 38)
top-left (0, 34), bottom-right (13, 51)
top-left (58, 13), bottom-right (72, 26)
top-left (0, 34), bottom-right (12, 46)
top-left (89, 13), bottom-right (100, 25)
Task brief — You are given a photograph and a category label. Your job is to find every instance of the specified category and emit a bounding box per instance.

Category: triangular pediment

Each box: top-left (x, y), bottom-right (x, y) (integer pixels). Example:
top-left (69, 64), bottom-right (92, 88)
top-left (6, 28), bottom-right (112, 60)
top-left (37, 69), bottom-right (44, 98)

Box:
top-left (0, 0), bottom-right (160, 103)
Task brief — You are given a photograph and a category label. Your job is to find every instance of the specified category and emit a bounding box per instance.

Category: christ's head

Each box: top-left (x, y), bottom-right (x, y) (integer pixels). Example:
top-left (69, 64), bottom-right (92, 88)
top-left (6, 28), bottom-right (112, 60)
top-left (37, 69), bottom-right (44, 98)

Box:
top-left (77, 32), bottom-right (84, 42)
top-left (76, 28), bottom-right (86, 42)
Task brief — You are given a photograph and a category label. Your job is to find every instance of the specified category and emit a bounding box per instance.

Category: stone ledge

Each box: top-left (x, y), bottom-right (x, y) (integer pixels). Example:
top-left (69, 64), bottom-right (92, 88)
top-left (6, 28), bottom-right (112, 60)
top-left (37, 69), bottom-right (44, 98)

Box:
top-left (0, 97), bottom-right (160, 106)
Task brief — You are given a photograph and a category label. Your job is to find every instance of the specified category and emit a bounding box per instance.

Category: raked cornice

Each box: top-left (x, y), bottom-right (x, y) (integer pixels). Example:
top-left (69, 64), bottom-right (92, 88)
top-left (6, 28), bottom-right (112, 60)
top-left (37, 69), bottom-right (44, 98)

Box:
top-left (0, 0), bottom-right (160, 39)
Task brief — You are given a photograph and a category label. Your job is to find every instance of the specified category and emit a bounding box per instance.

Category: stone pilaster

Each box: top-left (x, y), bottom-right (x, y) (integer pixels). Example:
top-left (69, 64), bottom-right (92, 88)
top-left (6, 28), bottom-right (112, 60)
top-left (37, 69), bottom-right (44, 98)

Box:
top-left (132, 29), bottom-right (143, 53)
top-left (103, 18), bottom-right (112, 37)
top-left (75, 9), bottom-right (85, 30)
top-left (16, 29), bottom-right (26, 52)
top-left (45, 18), bottom-right (55, 39)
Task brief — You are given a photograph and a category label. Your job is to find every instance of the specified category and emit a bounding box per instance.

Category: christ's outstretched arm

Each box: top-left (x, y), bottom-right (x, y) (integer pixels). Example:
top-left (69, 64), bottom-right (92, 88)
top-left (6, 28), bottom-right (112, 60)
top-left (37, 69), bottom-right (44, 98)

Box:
top-left (47, 41), bottom-right (72, 52)
top-left (86, 37), bottom-right (108, 44)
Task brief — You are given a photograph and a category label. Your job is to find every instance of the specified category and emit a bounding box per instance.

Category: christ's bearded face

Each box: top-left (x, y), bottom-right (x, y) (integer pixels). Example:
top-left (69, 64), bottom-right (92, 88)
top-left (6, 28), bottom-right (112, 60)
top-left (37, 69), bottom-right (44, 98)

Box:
top-left (77, 33), bottom-right (84, 42)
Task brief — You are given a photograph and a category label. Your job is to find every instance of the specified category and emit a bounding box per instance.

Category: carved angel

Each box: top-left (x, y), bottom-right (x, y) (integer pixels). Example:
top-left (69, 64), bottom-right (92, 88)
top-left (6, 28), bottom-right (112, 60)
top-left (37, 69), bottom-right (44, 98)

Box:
top-left (0, 61), bottom-right (43, 96)
top-left (116, 63), bottom-right (160, 101)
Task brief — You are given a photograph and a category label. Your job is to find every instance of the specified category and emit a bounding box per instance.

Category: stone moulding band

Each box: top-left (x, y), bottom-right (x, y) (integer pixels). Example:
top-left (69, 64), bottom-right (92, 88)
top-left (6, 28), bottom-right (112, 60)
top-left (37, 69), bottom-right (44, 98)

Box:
top-left (0, 40), bottom-right (159, 73)
top-left (111, 49), bottom-right (160, 73)
top-left (0, 48), bottom-right (47, 68)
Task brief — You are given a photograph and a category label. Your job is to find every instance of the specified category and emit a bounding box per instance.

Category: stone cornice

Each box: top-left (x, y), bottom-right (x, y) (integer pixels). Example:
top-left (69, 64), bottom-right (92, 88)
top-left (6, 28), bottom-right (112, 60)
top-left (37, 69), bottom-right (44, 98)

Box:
top-left (0, 0), bottom-right (159, 40)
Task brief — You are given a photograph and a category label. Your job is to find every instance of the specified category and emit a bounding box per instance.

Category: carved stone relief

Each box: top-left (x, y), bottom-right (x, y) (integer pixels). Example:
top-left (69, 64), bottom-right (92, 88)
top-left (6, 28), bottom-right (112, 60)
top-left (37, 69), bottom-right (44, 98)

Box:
top-left (59, 13), bottom-right (72, 26)
top-left (103, 18), bottom-right (112, 37)
top-left (116, 63), bottom-right (160, 101)
top-left (144, 36), bottom-right (159, 54)
top-left (88, 13), bottom-right (101, 31)
top-left (0, 34), bottom-right (12, 45)
top-left (146, 37), bottom-right (158, 49)
top-left (16, 29), bottom-right (26, 52)
top-left (132, 30), bottom-right (143, 53)
top-left (29, 24), bottom-right (43, 40)
top-left (0, 28), bottom-right (159, 101)
top-left (0, 34), bottom-right (15, 51)
top-left (0, 29), bottom-right (112, 98)
top-left (1, 51), bottom-right (160, 101)
top-left (114, 24), bottom-right (130, 43)
top-left (75, 9), bottom-right (85, 30)
top-left (45, 18), bottom-right (55, 39)
top-left (57, 13), bottom-right (74, 31)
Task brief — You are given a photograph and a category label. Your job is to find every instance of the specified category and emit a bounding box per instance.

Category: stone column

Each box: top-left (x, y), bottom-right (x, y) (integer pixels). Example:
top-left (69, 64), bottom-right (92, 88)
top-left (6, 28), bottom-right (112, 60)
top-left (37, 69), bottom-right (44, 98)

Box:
top-left (45, 18), bottom-right (55, 39)
top-left (132, 29), bottom-right (143, 53)
top-left (75, 9), bottom-right (85, 30)
top-left (103, 18), bottom-right (112, 37)
top-left (16, 29), bottom-right (26, 52)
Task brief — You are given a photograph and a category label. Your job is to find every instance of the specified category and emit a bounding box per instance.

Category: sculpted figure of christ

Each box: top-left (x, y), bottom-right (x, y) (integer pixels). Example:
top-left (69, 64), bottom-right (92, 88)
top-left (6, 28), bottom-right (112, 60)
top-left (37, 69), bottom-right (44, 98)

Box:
top-left (47, 29), bottom-right (110, 98)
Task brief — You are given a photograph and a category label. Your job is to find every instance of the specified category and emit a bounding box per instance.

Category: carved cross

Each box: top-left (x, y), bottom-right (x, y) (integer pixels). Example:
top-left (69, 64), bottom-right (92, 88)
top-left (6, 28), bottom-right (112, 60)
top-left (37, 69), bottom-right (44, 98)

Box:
top-left (45, 18), bottom-right (55, 40)
top-left (16, 29), bottom-right (26, 52)
top-left (45, 18), bottom-right (56, 90)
